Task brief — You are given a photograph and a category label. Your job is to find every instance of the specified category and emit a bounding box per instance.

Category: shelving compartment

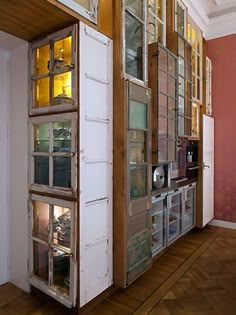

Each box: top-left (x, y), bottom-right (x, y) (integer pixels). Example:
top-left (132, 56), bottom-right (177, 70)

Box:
top-left (182, 184), bottom-right (196, 232)
top-left (151, 195), bottom-right (166, 255)
top-left (167, 189), bottom-right (182, 244)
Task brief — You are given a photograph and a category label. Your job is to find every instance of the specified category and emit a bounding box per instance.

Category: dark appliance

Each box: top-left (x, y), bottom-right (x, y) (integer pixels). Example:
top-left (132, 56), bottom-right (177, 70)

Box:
top-left (186, 141), bottom-right (199, 180)
top-left (170, 138), bottom-right (187, 180)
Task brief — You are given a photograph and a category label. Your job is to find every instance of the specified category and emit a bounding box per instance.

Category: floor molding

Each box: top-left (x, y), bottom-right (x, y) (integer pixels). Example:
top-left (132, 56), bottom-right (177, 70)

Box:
top-left (133, 233), bottom-right (217, 315)
top-left (208, 219), bottom-right (236, 229)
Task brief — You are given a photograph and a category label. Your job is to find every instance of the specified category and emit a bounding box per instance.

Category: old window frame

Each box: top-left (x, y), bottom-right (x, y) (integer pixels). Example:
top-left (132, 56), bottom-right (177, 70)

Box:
top-left (148, 0), bottom-right (166, 45)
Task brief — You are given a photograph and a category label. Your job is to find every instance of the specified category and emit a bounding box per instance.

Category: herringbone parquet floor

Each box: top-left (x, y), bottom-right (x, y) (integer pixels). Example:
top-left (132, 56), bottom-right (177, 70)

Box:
top-left (0, 225), bottom-right (236, 315)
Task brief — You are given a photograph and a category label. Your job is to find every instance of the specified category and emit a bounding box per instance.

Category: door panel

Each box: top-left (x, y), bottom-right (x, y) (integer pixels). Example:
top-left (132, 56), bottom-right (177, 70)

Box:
top-left (203, 115), bottom-right (214, 226)
top-left (80, 22), bottom-right (113, 307)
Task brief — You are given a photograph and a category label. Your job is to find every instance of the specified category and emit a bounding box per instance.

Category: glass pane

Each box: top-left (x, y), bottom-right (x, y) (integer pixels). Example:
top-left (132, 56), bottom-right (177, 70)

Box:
top-left (159, 70), bottom-right (167, 94)
top-left (178, 115), bottom-right (184, 136)
top-left (148, 22), bottom-right (155, 44)
top-left (197, 54), bottom-right (200, 76)
top-left (168, 54), bottom-right (176, 77)
top-left (129, 130), bottom-right (146, 164)
top-left (33, 77), bottom-right (50, 108)
top-left (186, 81), bottom-right (191, 99)
top-left (197, 78), bottom-right (201, 100)
top-left (178, 58), bottom-right (184, 77)
top-left (53, 36), bottom-right (72, 73)
top-left (53, 249), bottom-right (70, 294)
top-left (157, 22), bottom-right (163, 43)
top-left (129, 100), bottom-right (147, 129)
top-left (168, 119), bottom-right (176, 139)
top-left (168, 98), bottom-right (176, 119)
top-left (33, 201), bottom-right (49, 242)
top-left (34, 123), bottom-right (49, 152)
top-left (53, 121), bottom-right (71, 152)
top-left (35, 156), bottom-right (49, 185)
top-left (192, 75), bottom-right (196, 99)
top-left (53, 206), bottom-right (71, 248)
top-left (168, 76), bottom-right (176, 98)
top-left (126, 0), bottom-right (143, 19)
top-left (192, 103), bottom-right (199, 137)
top-left (157, 0), bottom-right (163, 19)
top-left (159, 116), bottom-right (167, 134)
top-left (178, 77), bottom-right (185, 96)
top-left (33, 242), bottom-right (49, 282)
top-left (185, 117), bottom-right (192, 136)
top-left (73, 0), bottom-right (90, 10)
top-left (168, 139), bottom-right (176, 161)
top-left (148, 0), bottom-right (155, 13)
top-left (53, 157), bottom-right (71, 188)
top-left (185, 44), bottom-right (191, 61)
top-left (158, 135), bottom-right (167, 162)
top-left (185, 99), bottom-right (192, 117)
top-left (53, 72), bottom-right (73, 106)
top-left (159, 48), bottom-right (167, 72)
top-left (178, 37), bottom-right (184, 57)
top-left (125, 12), bottom-right (143, 80)
top-left (178, 96), bottom-right (184, 114)
top-left (177, 2), bottom-right (185, 37)
top-left (34, 44), bottom-right (50, 76)
top-left (159, 94), bottom-right (167, 116)
top-left (130, 165), bottom-right (147, 199)
top-left (186, 62), bottom-right (191, 82)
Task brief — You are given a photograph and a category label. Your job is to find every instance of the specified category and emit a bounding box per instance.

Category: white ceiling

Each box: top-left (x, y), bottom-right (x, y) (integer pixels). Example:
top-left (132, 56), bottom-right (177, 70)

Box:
top-left (183, 0), bottom-right (236, 39)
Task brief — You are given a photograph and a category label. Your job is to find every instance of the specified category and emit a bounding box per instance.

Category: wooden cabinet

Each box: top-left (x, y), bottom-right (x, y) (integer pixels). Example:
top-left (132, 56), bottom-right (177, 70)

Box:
top-left (167, 32), bottom-right (192, 137)
top-left (148, 42), bottom-right (178, 164)
top-left (114, 80), bottom-right (152, 288)
top-left (28, 22), bottom-right (113, 308)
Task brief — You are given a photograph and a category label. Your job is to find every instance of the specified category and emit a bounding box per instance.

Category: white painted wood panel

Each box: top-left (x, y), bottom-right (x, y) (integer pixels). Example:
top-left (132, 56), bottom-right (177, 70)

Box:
top-left (79, 22), bottom-right (113, 306)
top-left (203, 115), bottom-right (214, 226)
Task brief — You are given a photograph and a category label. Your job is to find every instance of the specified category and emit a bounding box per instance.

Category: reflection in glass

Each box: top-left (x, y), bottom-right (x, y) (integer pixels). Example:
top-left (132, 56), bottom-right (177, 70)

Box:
top-left (34, 77), bottom-right (50, 108)
top-left (168, 76), bottom-right (176, 98)
top-left (158, 135), bottom-right (167, 162)
top-left (53, 206), bottom-right (71, 248)
top-left (168, 119), bottom-right (175, 139)
top-left (33, 242), bottom-right (49, 282)
top-left (159, 71), bottom-right (167, 94)
top-left (129, 100), bottom-right (147, 129)
top-left (34, 123), bottom-right (49, 152)
top-left (159, 48), bottom-right (167, 72)
top-left (177, 2), bottom-right (185, 37)
top-left (159, 117), bottom-right (167, 134)
top-left (168, 139), bottom-right (176, 161)
top-left (130, 166), bottom-right (147, 199)
top-left (34, 44), bottom-right (50, 76)
top-left (33, 201), bottom-right (49, 242)
top-left (74, 0), bottom-right (90, 10)
top-left (53, 249), bottom-right (70, 294)
top-left (168, 98), bottom-right (176, 119)
top-left (53, 121), bottom-right (71, 152)
top-left (35, 156), bottom-right (49, 185)
top-left (125, 11), bottom-right (143, 80)
top-left (53, 157), bottom-right (71, 188)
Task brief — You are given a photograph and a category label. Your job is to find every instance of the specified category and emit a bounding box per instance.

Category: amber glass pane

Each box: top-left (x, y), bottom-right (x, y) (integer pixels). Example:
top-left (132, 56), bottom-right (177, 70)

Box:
top-left (34, 77), bottom-right (50, 108)
top-left (53, 206), bottom-right (71, 248)
top-left (34, 123), bottom-right (49, 152)
top-left (33, 201), bottom-right (50, 242)
top-left (53, 249), bottom-right (70, 294)
top-left (54, 36), bottom-right (72, 73)
top-left (33, 242), bottom-right (49, 282)
top-left (34, 44), bottom-right (50, 76)
top-left (74, 0), bottom-right (89, 10)
top-left (53, 72), bottom-right (72, 106)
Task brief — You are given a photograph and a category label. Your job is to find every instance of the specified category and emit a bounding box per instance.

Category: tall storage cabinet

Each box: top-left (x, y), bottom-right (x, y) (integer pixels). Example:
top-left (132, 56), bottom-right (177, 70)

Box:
top-left (28, 23), bottom-right (113, 308)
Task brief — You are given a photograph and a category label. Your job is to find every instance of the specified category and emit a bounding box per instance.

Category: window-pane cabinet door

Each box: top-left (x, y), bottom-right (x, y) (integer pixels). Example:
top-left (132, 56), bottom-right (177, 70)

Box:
top-left (29, 195), bottom-right (77, 308)
top-left (30, 25), bottom-right (77, 114)
top-left (30, 113), bottom-right (77, 197)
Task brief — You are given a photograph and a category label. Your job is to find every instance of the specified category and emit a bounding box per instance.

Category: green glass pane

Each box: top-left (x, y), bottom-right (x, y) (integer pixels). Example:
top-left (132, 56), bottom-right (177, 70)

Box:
top-left (35, 156), bottom-right (49, 185)
top-left (34, 123), bottom-right (49, 152)
top-left (53, 157), bottom-right (71, 188)
top-left (129, 100), bottom-right (147, 129)
top-left (53, 121), bottom-right (71, 152)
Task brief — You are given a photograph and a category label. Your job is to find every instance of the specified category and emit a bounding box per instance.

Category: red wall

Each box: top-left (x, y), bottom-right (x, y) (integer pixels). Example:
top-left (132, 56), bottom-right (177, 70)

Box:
top-left (207, 34), bottom-right (236, 222)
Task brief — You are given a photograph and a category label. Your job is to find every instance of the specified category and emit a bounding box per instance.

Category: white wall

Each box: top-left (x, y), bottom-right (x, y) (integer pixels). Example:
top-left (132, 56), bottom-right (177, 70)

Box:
top-left (8, 43), bottom-right (29, 291)
top-left (0, 49), bottom-right (10, 285)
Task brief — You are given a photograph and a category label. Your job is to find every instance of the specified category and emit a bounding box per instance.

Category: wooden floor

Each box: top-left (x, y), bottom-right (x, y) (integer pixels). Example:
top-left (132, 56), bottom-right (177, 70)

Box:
top-left (1, 225), bottom-right (236, 315)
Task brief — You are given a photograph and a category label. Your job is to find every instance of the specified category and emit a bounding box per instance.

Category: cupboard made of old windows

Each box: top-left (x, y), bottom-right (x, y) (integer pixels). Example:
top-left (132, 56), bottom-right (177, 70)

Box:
top-left (28, 23), bottom-right (113, 308)
top-left (148, 42), bottom-right (178, 164)
top-left (148, 0), bottom-right (166, 45)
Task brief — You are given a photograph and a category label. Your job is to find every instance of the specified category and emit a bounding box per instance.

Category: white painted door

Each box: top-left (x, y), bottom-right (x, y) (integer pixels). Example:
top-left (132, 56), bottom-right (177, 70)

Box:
top-left (79, 23), bottom-right (113, 307)
top-left (202, 115), bottom-right (214, 226)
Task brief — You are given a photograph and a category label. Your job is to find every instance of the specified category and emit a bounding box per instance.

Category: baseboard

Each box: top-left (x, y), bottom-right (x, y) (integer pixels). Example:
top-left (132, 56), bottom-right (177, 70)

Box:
top-left (208, 219), bottom-right (236, 229)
